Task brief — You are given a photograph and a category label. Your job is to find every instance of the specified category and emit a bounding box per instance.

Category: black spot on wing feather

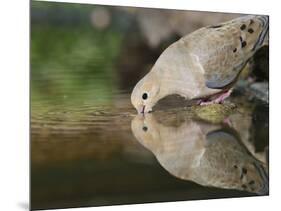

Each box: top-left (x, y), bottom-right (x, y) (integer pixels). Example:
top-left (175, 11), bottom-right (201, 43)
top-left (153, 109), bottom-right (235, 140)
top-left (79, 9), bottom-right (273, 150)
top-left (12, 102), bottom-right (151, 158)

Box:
top-left (249, 19), bottom-right (254, 25)
top-left (209, 24), bottom-right (223, 29)
top-left (249, 180), bottom-right (255, 185)
top-left (240, 24), bottom-right (246, 30)
top-left (248, 28), bottom-right (254, 33)
top-left (242, 167), bottom-right (248, 175)
top-left (242, 184), bottom-right (247, 189)
top-left (241, 41), bottom-right (247, 48)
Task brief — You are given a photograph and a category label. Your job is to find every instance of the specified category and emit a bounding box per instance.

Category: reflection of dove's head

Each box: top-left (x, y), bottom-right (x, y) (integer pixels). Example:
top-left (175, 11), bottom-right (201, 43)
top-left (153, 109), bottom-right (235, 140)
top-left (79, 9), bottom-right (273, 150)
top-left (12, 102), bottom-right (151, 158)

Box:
top-left (131, 114), bottom-right (161, 151)
top-left (131, 114), bottom-right (208, 177)
top-left (131, 72), bottom-right (161, 114)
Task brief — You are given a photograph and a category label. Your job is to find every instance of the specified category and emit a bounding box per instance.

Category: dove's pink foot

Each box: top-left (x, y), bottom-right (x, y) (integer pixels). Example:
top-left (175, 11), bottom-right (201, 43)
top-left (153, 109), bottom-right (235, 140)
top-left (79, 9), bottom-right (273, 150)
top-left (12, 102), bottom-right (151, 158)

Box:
top-left (197, 89), bottom-right (233, 106)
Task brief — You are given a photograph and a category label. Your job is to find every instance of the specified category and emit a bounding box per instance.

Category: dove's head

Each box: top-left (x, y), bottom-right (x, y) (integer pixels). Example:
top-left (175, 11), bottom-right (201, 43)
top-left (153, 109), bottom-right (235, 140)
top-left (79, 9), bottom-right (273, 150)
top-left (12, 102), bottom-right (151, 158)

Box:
top-left (131, 72), bottom-right (161, 114)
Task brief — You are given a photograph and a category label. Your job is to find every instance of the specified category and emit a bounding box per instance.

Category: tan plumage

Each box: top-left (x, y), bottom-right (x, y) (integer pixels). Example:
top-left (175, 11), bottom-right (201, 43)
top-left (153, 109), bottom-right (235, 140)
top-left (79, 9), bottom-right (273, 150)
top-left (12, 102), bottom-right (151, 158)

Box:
top-left (131, 114), bottom-right (268, 194)
top-left (131, 15), bottom-right (269, 113)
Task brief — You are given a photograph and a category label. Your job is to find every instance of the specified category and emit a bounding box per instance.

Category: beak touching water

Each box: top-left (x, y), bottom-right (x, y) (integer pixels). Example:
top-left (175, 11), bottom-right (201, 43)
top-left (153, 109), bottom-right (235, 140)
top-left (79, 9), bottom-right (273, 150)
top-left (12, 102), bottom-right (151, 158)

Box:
top-left (138, 105), bottom-right (153, 114)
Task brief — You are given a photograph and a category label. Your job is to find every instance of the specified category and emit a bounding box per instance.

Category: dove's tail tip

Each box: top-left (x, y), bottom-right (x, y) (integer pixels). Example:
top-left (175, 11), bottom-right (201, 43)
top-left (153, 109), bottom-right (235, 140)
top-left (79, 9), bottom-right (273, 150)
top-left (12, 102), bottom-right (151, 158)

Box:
top-left (258, 15), bottom-right (269, 46)
top-left (249, 15), bottom-right (269, 50)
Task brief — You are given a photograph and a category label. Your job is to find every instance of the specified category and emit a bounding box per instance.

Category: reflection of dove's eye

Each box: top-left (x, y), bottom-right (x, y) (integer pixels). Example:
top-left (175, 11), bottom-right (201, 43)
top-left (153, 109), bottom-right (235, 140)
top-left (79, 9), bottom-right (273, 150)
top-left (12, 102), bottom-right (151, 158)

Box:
top-left (142, 126), bottom-right (148, 132)
top-left (142, 93), bottom-right (148, 100)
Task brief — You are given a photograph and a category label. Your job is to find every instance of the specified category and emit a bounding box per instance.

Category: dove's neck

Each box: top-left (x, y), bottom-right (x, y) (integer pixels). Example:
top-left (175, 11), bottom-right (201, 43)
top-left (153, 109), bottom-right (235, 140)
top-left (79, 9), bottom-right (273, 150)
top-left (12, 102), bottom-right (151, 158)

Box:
top-left (156, 70), bottom-right (199, 100)
top-left (153, 52), bottom-right (219, 100)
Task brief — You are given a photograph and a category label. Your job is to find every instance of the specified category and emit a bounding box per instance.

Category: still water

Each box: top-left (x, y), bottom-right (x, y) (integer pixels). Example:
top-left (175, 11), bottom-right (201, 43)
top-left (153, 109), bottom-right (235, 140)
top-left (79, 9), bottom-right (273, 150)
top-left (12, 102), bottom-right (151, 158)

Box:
top-left (31, 2), bottom-right (269, 210)
top-left (31, 92), bottom-right (269, 210)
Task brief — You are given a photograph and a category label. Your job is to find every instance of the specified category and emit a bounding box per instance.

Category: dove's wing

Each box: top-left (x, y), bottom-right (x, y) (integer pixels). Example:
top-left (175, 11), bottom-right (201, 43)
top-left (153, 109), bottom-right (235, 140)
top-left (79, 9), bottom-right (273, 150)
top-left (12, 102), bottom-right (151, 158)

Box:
top-left (181, 15), bottom-right (269, 89)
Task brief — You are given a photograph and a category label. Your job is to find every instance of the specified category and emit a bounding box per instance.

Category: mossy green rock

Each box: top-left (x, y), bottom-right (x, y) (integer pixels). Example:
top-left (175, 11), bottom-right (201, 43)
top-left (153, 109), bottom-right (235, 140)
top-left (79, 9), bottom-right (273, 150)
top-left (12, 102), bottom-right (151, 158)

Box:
top-left (192, 103), bottom-right (236, 124)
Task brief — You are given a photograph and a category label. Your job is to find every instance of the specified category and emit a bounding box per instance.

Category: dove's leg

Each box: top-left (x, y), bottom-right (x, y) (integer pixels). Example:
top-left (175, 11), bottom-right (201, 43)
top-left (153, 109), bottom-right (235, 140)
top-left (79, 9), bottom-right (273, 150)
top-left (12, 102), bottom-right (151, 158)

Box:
top-left (198, 89), bottom-right (233, 105)
top-left (213, 89), bottom-right (233, 103)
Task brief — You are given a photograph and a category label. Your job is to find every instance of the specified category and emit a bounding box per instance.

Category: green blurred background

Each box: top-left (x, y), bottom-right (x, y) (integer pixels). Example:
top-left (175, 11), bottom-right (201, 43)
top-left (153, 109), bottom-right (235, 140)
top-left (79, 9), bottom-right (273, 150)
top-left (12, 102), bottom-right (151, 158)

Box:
top-left (31, 1), bottom-right (126, 108)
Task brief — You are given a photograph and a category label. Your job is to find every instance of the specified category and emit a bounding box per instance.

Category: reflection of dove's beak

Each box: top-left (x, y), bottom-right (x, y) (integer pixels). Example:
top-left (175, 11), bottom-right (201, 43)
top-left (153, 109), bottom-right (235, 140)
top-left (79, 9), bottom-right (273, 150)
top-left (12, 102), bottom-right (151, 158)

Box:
top-left (141, 105), bottom-right (145, 114)
top-left (138, 105), bottom-right (152, 114)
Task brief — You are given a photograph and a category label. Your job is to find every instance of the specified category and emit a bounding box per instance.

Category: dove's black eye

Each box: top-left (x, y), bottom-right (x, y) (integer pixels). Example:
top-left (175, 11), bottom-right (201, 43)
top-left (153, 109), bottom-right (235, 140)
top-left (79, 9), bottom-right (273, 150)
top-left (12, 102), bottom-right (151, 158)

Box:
top-left (142, 93), bottom-right (148, 100)
top-left (142, 126), bottom-right (148, 132)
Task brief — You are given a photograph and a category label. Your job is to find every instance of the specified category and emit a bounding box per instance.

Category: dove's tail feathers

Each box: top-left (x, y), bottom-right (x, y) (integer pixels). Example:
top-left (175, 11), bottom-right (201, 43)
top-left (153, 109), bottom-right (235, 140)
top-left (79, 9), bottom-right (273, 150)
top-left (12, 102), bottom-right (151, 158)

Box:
top-left (252, 15), bottom-right (269, 51)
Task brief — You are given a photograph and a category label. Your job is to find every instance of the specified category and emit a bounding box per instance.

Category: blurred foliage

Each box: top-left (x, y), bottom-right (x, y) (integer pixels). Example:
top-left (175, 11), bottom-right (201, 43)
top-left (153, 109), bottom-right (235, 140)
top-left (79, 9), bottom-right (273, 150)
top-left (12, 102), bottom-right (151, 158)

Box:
top-left (31, 1), bottom-right (124, 109)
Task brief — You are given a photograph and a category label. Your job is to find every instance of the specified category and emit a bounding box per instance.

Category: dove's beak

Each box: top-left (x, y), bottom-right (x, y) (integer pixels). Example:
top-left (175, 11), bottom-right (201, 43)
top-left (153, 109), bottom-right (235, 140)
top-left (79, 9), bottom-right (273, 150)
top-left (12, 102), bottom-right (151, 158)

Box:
top-left (137, 105), bottom-right (145, 114)
top-left (138, 105), bottom-right (152, 114)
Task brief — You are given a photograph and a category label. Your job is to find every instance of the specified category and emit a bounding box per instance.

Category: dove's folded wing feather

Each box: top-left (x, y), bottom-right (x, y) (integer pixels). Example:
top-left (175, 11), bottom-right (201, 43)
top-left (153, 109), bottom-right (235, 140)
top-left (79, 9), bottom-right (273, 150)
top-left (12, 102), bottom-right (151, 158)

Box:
top-left (181, 15), bottom-right (269, 89)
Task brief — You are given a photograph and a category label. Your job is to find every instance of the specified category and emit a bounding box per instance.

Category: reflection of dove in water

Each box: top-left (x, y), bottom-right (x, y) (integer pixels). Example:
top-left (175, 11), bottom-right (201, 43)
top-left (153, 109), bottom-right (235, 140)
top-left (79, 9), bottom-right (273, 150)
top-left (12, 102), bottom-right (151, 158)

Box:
top-left (131, 15), bottom-right (269, 113)
top-left (131, 114), bottom-right (268, 195)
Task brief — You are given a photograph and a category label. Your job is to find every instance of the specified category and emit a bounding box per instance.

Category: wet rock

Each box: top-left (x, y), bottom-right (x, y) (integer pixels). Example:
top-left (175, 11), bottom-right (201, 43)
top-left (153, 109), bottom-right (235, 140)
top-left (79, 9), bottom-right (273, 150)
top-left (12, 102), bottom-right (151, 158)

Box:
top-left (252, 46), bottom-right (269, 81)
top-left (238, 61), bottom-right (254, 80)
top-left (234, 80), bottom-right (269, 104)
top-left (250, 103), bottom-right (269, 153)
top-left (249, 82), bottom-right (269, 103)
top-left (193, 103), bottom-right (236, 124)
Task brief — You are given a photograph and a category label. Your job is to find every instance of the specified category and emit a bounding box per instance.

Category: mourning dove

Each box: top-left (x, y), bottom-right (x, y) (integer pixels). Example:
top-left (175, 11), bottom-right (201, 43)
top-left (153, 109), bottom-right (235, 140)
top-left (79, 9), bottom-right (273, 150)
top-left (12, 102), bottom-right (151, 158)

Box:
top-left (131, 114), bottom-right (268, 194)
top-left (131, 15), bottom-right (269, 113)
